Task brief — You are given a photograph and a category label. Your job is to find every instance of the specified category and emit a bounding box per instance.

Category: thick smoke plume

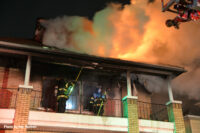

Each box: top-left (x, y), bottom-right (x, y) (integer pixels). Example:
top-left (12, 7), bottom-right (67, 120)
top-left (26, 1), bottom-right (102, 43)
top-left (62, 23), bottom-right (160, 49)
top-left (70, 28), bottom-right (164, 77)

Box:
top-left (42, 0), bottom-right (200, 99)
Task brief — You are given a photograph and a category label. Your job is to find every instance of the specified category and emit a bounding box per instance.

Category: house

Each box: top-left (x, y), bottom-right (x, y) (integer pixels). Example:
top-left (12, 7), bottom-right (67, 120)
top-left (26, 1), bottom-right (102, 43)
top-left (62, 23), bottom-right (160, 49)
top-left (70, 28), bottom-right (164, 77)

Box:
top-left (184, 115), bottom-right (200, 133)
top-left (0, 37), bottom-right (186, 133)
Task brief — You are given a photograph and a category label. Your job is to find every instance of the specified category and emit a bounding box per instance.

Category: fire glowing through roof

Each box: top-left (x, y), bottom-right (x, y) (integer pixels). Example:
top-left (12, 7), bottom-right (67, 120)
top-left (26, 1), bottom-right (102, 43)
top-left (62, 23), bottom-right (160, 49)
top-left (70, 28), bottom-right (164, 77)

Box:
top-left (41, 0), bottom-right (199, 66)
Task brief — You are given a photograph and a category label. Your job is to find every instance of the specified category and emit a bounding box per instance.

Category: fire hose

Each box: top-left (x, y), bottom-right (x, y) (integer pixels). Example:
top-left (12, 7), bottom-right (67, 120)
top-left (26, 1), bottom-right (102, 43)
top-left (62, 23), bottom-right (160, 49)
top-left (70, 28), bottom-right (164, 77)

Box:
top-left (97, 91), bottom-right (107, 116)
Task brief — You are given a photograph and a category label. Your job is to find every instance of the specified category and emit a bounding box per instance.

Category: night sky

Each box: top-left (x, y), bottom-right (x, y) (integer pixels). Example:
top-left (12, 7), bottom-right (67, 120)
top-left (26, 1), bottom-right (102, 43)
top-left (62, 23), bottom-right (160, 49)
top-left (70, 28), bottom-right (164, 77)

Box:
top-left (0, 0), bottom-right (130, 38)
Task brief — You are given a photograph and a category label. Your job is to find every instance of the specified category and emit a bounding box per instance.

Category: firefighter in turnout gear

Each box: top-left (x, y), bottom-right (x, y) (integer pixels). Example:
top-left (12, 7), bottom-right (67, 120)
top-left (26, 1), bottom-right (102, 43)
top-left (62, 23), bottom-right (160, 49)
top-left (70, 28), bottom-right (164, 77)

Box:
top-left (56, 79), bottom-right (74, 113)
top-left (90, 87), bottom-right (106, 116)
top-left (56, 68), bottom-right (83, 113)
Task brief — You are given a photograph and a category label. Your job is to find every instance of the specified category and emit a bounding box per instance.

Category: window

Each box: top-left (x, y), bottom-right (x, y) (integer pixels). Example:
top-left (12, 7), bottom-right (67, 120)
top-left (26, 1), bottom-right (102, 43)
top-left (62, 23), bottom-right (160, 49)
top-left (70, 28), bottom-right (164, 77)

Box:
top-left (66, 82), bottom-right (80, 110)
top-left (40, 74), bottom-right (123, 117)
top-left (82, 82), bottom-right (99, 112)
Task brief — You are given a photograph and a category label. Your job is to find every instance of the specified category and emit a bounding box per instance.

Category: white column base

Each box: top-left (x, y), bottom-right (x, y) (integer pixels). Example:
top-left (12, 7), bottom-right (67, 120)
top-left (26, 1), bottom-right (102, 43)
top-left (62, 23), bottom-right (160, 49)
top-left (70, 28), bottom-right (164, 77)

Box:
top-left (166, 100), bottom-right (182, 106)
top-left (19, 85), bottom-right (33, 89)
top-left (122, 95), bottom-right (138, 101)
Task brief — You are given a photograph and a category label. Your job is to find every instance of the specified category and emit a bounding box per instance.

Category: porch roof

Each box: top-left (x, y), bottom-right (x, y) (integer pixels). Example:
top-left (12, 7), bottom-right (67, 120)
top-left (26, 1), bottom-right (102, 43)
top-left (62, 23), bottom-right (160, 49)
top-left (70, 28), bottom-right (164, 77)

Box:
top-left (0, 37), bottom-right (186, 77)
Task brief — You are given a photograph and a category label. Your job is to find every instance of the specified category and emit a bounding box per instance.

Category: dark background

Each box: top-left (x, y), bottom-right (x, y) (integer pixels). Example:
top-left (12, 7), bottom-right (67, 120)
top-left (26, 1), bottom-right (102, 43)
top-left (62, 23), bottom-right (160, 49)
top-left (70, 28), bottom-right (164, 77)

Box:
top-left (0, 0), bottom-right (130, 38)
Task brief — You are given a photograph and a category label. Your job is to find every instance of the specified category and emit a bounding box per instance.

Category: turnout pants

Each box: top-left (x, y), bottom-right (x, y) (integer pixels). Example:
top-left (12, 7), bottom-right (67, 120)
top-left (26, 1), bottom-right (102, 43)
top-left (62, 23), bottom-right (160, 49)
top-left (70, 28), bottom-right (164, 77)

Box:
top-left (58, 97), bottom-right (67, 113)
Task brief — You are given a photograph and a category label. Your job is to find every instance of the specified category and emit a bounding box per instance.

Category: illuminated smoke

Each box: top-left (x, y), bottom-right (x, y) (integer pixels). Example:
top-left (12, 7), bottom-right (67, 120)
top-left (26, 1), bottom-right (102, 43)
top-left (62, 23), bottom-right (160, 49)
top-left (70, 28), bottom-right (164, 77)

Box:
top-left (42, 0), bottom-right (200, 99)
top-left (42, 2), bottom-right (149, 58)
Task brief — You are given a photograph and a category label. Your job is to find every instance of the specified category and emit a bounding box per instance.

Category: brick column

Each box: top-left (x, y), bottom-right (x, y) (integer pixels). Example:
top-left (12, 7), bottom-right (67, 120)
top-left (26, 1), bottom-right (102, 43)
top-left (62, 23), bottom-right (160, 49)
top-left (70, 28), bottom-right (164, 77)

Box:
top-left (122, 96), bottom-right (139, 133)
top-left (13, 85), bottom-right (33, 133)
top-left (166, 101), bottom-right (186, 133)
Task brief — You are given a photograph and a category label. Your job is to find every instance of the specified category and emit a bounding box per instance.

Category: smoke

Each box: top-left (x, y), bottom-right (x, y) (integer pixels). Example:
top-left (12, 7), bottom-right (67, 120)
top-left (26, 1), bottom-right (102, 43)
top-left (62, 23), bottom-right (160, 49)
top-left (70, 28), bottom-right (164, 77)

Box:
top-left (137, 74), bottom-right (167, 93)
top-left (172, 66), bottom-right (200, 99)
top-left (42, 2), bottom-right (149, 57)
top-left (42, 0), bottom-right (200, 99)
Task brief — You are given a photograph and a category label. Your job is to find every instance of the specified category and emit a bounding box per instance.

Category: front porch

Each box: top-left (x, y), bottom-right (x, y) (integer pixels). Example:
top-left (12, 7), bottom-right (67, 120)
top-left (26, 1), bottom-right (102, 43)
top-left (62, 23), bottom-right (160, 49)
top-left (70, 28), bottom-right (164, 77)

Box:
top-left (0, 39), bottom-right (186, 133)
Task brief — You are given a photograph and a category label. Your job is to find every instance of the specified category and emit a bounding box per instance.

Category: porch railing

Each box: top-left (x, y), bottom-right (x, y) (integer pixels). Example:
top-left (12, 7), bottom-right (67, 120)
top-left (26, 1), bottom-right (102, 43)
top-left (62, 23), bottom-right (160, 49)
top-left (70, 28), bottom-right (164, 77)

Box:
top-left (104, 99), bottom-right (122, 117)
top-left (30, 89), bottom-right (123, 117)
top-left (138, 101), bottom-right (169, 121)
top-left (0, 88), bottom-right (18, 108)
top-left (0, 88), bottom-right (169, 121)
top-left (30, 89), bottom-right (42, 110)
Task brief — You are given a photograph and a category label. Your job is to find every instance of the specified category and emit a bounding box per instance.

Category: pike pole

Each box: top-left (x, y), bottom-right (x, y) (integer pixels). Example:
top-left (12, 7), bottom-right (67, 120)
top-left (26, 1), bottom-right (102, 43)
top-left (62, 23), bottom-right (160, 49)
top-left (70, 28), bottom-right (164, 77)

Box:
top-left (67, 67), bottom-right (83, 95)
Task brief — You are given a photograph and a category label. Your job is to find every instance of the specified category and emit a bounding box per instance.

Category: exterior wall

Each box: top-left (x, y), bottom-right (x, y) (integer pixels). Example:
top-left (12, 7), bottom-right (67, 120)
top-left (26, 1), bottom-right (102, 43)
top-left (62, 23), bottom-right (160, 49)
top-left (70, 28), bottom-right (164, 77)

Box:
top-left (0, 65), bottom-right (42, 109)
top-left (0, 67), bottom-right (23, 108)
top-left (139, 119), bottom-right (174, 133)
top-left (0, 131), bottom-right (58, 133)
top-left (137, 89), bottom-right (151, 103)
top-left (0, 109), bottom-right (175, 133)
top-left (2, 130), bottom-right (13, 133)
top-left (184, 115), bottom-right (200, 133)
top-left (0, 67), bottom-right (5, 87)
top-left (0, 109), bottom-right (15, 123)
top-left (7, 68), bottom-right (24, 89)
top-left (30, 75), bottom-right (42, 91)
top-left (121, 81), bottom-right (127, 99)
top-left (137, 89), bottom-right (152, 120)
top-left (151, 92), bottom-right (168, 105)
top-left (104, 84), bottom-right (122, 117)
top-left (7, 68), bottom-right (24, 108)
top-left (28, 111), bottom-right (128, 132)
top-left (27, 131), bottom-right (57, 133)
top-left (184, 116), bottom-right (192, 133)
top-left (190, 119), bottom-right (200, 133)
top-left (0, 66), bottom-right (42, 90)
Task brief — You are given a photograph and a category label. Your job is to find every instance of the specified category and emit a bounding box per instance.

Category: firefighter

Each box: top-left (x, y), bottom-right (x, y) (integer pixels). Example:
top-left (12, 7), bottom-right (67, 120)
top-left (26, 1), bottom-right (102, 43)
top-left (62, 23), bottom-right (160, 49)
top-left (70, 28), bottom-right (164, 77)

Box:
top-left (90, 87), bottom-right (106, 116)
top-left (56, 79), bottom-right (73, 113)
top-left (166, 4), bottom-right (200, 29)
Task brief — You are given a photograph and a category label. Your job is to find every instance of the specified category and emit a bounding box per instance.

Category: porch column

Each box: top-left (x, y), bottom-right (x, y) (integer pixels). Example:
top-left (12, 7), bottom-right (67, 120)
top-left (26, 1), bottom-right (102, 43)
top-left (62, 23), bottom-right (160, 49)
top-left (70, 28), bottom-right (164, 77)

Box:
top-left (167, 76), bottom-right (174, 102)
top-left (24, 55), bottom-right (32, 86)
top-left (122, 71), bottom-right (139, 133)
top-left (132, 82), bottom-right (138, 96)
top-left (126, 70), bottom-right (132, 96)
top-left (166, 76), bottom-right (185, 133)
top-left (13, 55), bottom-right (33, 133)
